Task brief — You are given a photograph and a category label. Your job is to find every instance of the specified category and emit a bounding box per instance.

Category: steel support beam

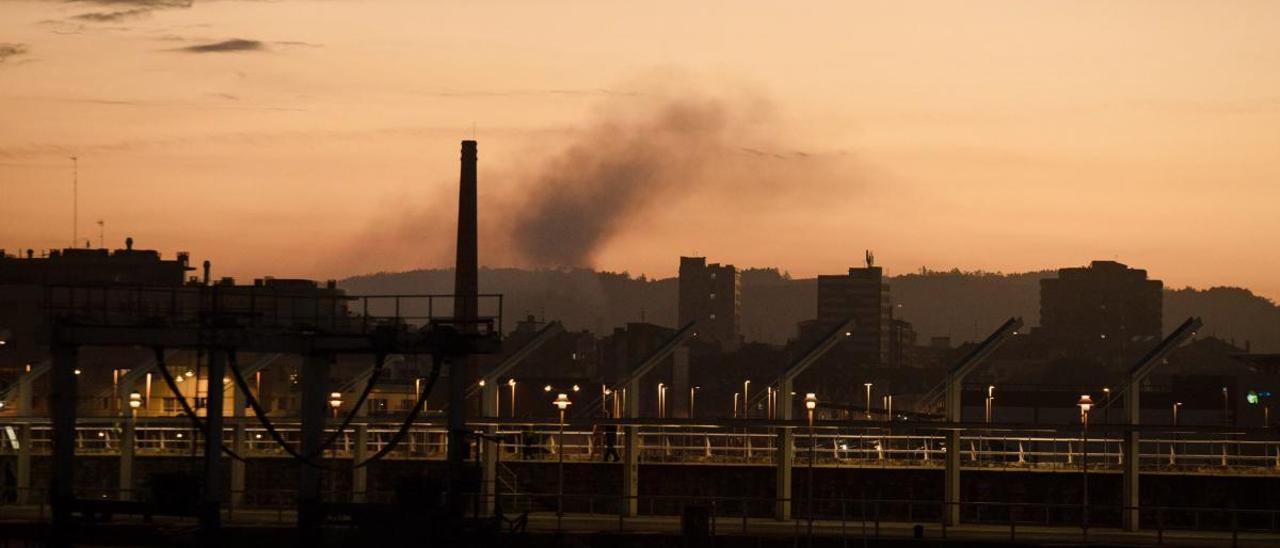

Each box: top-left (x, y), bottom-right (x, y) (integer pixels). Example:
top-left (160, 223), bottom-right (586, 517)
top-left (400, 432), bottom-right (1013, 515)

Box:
top-left (298, 352), bottom-right (331, 530)
top-left (201, 349), bottom-right (226, 531)
top-left (944, 429), bottom-right (961, 526)
top-left (1120, 317), bottom-right (1200, 532)
top-left (775, 378), bottom-right (794, 521)
top-left (49, 344), bottom-right (78, 535)
top-left (119, 403), bottom-right (135, 501)
top-left (445, 356), bottom-right (469, 517)
top-left (230, 381), bottom-right (246, 510)
top-left (15, 423), bottom-right (31, 504)
top-left (622, 425), bottom-right (639, 517)
top-left (480, 375), bottom-right (498, 515)
top-left (944, 376), bottom-right (963, 526)
top-left (353, 424), bottom-right (368, 503)
top-left (622, 377), bottom-right (640, 517)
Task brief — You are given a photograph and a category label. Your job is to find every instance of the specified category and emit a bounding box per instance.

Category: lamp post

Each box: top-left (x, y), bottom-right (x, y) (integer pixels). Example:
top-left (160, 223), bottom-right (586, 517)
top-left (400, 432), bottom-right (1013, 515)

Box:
top-left (552, 393), bottom-right (572, 528)
top-left (690, 386), bottom-right (700, 417)
top-left (601, 385), bottom-right (610, 418)
top-left (1222, 387), bottom-right (1230, 426)
top-left (988, 386), bottom-right (995, 421)
top-left (603, 387), bottom-right (614, 419)
top-left (864, 383), bottom-right (873, 420)
top-left (657, 382), bottom-right (666, 419)
top-left (804, 393), bottom-right (818, 540)
top-left (733, 392), bottom-right (740, 418)
top-left (743, 380), bottom-right (751, 419)
top-left (507, 379), bottom-right (517, 418)
top-left (1102, 387), bottom-right (1111, 424)
top-left (1172, 401), bottom-right (1183, 462)
top-left (1077, 394), bottom-right (1093, 538)
top-left (129, 391), bottom-right (143, 414)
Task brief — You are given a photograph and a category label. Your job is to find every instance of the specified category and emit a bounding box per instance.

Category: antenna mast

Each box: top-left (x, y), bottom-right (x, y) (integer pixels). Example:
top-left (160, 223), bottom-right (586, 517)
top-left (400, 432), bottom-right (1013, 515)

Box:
top-left (70, 156), bottom-right (78, 247)
top-left (97, 220), bottom-right (104, 249)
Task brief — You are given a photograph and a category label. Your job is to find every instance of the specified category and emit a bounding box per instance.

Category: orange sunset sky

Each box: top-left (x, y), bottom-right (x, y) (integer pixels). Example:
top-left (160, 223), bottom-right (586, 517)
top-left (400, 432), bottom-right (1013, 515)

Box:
top-left (1, 1), bottom-right (1278, 299)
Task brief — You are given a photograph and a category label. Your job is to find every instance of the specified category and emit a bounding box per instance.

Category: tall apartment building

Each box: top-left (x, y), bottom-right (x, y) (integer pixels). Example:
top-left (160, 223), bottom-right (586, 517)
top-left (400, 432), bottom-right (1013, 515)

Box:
top-left (1040, 260), bottom-right (1163, 362)
top-left (678, 257), bottom-right (741, 351)
top-left (815, 265), bottom-right (892, 366)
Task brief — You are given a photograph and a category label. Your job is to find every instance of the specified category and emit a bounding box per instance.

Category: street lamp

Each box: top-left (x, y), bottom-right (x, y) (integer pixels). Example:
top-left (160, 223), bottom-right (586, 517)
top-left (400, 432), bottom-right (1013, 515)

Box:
top-left (986, 385), bottom-right (995, 424)
top-left (1222, 387), bottom-right (1230, 426)
top-left (733, 392), bottom-right (740, 418)
top-left (128, 391), bottom-right (143, 411)
top-left (766, 387), bottom-right (775, 420)
top-left (1102, 387), bottom-right (1111, 424)
top-left (743, 380), bottom-right (751, 419)
top-left (804, 393), bottom-right (818, 538)
top-left (552, 393), bottom-right (572, 526)
top-left (1077, 394), bottom-right (1093, 536)
top-left (657, 382), bottom-right (666, 419)
top-left (329, 392), bottom-right (343, 419)
top-left (864, 383), bottom-right (873, 419)
top-left (690, 386), bottom-right (700, 417)
top-left (1173, 401), bottom-right (1182, 425)
top-left (508, 379), bottom-right (517, 418)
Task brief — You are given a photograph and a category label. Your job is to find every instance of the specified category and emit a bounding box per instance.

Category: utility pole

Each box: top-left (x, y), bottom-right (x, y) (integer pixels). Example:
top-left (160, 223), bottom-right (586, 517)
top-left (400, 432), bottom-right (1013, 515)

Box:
top-left (70, 156), bottom-right (78, 247)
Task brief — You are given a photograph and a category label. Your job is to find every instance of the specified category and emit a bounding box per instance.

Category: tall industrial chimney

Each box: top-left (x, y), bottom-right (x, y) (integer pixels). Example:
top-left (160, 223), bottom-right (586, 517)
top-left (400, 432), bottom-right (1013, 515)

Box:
top-left (453, 140), bottom-right (478, 327)
top-left (446, 140), bottom-right (479, 517)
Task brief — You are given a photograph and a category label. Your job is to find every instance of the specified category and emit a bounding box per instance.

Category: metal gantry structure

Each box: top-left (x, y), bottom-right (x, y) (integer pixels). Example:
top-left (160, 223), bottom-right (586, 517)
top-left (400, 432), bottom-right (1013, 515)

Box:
top-left (42, 289), bottom-right (501, 534)
top-left (1119, 316), bottom-right (1203, 531)
top-left (5, 309), bottom-right (1272, 541)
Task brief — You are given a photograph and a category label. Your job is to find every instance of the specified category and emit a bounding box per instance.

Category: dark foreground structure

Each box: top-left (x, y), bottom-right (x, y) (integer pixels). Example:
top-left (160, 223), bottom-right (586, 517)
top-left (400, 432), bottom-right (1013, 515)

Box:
top-left (0, 142), bottom-right (1276, 548)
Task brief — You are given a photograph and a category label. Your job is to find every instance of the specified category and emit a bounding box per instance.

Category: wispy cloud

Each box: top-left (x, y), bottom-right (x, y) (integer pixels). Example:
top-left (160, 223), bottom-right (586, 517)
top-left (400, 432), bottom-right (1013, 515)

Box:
top-left (176, 39), bottom-right (266, 53)
top-left (71, 7), bottom-right (154, 22)
top-left (71, 0), bottom-right (193, 7)
top-left (0, 43), bottom-right (29, 64)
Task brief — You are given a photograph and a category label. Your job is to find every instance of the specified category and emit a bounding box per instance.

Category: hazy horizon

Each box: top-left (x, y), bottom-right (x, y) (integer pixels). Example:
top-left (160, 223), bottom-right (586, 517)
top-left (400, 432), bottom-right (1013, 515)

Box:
top-left (3, 1), bottom-right (1278, 300)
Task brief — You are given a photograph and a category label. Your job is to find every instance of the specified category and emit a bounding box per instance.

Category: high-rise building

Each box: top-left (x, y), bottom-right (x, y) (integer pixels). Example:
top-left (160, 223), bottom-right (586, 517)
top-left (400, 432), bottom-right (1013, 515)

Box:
top-left (678, 257), bottom-right (741, 351)
top-left (1039, 260), bottom-right (1163, 362)
top-left (815, 265), bottom-right (892, 366)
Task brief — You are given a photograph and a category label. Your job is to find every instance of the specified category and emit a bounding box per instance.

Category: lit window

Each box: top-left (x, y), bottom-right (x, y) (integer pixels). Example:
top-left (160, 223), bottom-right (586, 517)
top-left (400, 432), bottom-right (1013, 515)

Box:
top-left (710, 293), bottom-right (716, 300)
top-left (710, 313), bottom-right (716, 320)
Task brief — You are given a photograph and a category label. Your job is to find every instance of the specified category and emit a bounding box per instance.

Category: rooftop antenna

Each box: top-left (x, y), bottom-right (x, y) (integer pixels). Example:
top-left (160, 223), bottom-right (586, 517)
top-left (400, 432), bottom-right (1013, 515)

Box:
top-left (70, 156), bottom-right (78, 247)
top-left (865, 249), bottom-right (875, 268)
top-left (96, 220), bottom-right (104, 249)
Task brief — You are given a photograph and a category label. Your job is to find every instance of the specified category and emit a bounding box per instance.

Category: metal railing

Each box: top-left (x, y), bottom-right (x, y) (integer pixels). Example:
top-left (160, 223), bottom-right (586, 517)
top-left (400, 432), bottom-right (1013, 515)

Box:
top-left (4, 420), bottom-right (1278, 478)
top-left (41, 285), bottom-right (504, 336)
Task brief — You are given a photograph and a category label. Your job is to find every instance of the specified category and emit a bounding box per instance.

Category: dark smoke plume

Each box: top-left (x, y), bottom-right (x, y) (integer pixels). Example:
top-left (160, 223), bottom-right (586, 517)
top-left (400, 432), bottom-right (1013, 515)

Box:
top-left (328, 84), bottom-right (856, 277)
top-left (510, 98), bottom-right (734, 266)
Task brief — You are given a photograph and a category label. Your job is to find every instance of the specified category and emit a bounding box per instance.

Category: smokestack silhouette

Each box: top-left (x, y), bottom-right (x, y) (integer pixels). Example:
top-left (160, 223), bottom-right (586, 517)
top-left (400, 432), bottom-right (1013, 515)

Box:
top-left (454, 140), bottom-right (478, 328)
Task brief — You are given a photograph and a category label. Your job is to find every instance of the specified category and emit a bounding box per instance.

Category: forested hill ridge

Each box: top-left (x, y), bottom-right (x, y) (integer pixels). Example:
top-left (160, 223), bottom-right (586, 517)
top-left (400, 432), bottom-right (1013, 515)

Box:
top-left (339, 267), bottom-right (1280, 352)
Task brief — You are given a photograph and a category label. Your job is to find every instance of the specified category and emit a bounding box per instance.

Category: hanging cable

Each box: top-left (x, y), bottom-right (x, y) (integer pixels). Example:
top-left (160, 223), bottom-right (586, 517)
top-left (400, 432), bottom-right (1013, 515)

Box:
top-left (151, 347), bottom-right (245, 462)
top-left (316, 353), bottom-right (387, 454)
top-left (225, 350), bottom-right (323, 467)
top-left (355, 355), bottom-right (442, 468)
